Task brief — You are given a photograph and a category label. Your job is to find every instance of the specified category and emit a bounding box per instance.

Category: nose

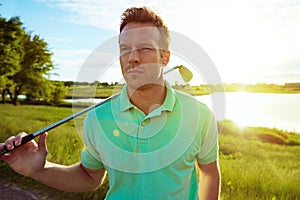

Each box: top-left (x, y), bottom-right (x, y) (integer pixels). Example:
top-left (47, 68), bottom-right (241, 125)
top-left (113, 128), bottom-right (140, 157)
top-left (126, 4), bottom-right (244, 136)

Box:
top-left (128, 49), bottom-right (140, 67)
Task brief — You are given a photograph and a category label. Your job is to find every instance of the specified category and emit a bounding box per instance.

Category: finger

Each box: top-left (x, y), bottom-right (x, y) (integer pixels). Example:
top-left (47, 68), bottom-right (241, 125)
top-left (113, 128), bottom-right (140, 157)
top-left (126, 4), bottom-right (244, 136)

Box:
top-left (0, 143), bottom-right (7, 157)
top-left (4, 132), bottom-right (28, 150)
top-left (5, 136), bottom-right (16, 150)
top-left (38, 132), bottom-right (48, 153)
top-left (0, 143), bottom-right (5, 150)
top-left (14, 132), bottom-right (28, 146)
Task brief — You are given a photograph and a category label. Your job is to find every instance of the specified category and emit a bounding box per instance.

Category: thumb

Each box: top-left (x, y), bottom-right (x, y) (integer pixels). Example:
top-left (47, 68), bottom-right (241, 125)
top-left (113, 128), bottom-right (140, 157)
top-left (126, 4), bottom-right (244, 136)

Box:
top-left (38, 132), bottom-right (48, 153)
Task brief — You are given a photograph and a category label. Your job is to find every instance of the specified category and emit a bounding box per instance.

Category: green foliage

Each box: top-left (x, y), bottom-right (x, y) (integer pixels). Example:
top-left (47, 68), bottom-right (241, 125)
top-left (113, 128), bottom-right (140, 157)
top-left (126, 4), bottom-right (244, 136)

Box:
top-left (24, 80), bottom-right (67, 104)
top-left (10, 33), bottom-right (54, 105)
top-left (220, 120), bottom-right (300, 146)
top-left (222, 83), bottom-right (300, 93)
top-left (0, 16), bottom-right (65, 105)
top-left (69, 84), bottom-right (123, 99)
top-left (0, 17), bottom-right (25, 104)
top-left (50, 81), bottom-right (68, 104)
top-left (0, 16), bottom-right (24, 76)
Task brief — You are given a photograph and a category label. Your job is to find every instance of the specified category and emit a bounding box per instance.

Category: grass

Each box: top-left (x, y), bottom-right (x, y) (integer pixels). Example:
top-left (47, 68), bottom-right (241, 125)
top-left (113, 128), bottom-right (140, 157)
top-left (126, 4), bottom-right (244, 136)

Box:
top-left (0, 104), bottom-right (109, 199)
top-left (0, 104), bottom-right (300, 199)
top-left (219, 122), bottom-right (300, 200)
top-left (68, 85), bottom-right (122, 99)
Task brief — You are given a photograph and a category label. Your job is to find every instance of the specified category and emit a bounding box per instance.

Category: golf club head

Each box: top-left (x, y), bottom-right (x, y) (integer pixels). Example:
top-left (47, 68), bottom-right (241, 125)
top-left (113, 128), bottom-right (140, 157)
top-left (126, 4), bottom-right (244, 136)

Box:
top-left (177, 65), bottom-right (193, 82)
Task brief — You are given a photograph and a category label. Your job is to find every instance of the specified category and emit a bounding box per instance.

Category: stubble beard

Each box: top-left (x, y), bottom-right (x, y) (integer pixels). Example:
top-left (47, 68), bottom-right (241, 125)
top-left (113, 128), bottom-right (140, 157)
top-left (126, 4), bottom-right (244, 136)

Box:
top-left (123, 63), bottom-right (164, 91)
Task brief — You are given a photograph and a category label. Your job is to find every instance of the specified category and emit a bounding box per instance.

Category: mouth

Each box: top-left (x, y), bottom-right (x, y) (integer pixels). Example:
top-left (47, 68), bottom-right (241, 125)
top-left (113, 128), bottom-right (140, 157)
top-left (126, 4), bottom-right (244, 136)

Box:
top-left (126, 68), bottom-right (144, 75)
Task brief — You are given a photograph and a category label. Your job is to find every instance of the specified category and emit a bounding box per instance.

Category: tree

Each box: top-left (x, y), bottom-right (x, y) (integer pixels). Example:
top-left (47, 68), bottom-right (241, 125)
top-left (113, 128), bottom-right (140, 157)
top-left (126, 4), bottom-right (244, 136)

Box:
top-left (10, 34), bottom-right (54, 105)
top-left (25, 80), bottom-right (67, 104)
top-left (49, 81), bottom-right (68, 104)
top-left (0, 16), bottom-right (25, 103)
top-left (0, 16), bottom-right (67, 105)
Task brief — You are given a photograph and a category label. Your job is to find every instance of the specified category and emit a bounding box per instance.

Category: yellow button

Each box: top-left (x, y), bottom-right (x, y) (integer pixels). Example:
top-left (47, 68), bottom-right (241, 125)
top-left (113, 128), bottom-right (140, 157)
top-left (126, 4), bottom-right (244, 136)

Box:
top-left (113, 129), bottom-right (119, 137)
top-left (141, 121), bottom-right (146, 126)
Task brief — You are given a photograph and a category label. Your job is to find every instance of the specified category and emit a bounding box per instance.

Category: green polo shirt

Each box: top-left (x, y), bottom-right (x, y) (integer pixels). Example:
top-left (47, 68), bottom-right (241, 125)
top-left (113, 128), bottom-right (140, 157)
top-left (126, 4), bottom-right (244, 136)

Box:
top-left (81, 82), bottom-right (219, 200)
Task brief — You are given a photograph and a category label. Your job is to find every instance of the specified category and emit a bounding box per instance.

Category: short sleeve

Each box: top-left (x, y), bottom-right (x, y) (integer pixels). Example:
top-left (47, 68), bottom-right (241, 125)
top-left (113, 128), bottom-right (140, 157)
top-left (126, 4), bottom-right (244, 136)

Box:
top-left (81, 112), bottom-right (104, 170)
top-left (197, 107), bottom-right (219, 165)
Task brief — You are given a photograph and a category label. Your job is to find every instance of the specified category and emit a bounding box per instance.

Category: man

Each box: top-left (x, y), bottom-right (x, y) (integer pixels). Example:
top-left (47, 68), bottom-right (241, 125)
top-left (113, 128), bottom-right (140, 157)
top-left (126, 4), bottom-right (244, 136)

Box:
top-left (0, 7), bottom-right (220, 199)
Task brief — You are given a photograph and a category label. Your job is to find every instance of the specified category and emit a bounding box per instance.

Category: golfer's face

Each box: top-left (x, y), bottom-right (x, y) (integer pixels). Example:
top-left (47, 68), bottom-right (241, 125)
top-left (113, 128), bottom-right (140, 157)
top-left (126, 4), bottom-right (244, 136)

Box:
top-left (119, 23), bottom-right (168, 90)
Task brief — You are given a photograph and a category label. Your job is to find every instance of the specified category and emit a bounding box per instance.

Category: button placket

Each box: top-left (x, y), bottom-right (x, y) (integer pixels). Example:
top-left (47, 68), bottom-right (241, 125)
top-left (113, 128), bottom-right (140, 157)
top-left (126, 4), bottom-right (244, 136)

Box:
top-left (137, 119), bottom-right (148, 144)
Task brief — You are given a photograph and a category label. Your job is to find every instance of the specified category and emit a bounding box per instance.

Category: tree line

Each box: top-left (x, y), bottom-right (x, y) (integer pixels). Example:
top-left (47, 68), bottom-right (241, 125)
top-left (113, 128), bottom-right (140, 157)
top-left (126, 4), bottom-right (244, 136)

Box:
top-left (0, 16), bottom-right (66, 105)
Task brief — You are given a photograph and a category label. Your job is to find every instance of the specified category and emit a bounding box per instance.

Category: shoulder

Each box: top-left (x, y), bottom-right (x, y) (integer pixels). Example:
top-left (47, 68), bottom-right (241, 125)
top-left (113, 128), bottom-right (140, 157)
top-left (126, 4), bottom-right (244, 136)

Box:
top-left (85, 94), bottom-right (121, 121)
top-left (173, 89), bottom-right (211, 114)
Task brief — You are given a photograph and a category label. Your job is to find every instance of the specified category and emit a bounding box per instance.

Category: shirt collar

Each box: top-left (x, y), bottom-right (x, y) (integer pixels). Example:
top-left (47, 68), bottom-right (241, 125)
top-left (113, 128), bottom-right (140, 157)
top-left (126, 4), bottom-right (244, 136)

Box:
top-left (119, 85), bottom-right (133, 111)
top-left (119, 81), bottom-right (176, 113)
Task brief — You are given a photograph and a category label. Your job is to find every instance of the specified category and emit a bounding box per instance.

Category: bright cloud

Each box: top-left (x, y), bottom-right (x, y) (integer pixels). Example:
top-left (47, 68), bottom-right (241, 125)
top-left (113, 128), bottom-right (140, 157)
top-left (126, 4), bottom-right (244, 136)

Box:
top-left (51, 49), bottom-right (92, 81)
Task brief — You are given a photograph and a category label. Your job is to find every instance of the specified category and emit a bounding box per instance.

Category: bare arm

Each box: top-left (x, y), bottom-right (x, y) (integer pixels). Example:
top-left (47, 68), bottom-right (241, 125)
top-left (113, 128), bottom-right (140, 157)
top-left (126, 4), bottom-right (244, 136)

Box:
top-left (0, 132), bottom-right (106, 192)
top-left (33, 162), bottom-right (106, 192)
top-left (198, 160), bottom-right (221, 200)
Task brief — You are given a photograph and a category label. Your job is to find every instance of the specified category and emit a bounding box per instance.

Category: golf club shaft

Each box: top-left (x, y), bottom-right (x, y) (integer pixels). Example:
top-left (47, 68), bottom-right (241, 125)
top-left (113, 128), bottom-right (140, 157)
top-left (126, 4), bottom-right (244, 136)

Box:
top-left (0, 94), bottom-right (119, 156)
top-left (0, 66), bottom-right (190, 156)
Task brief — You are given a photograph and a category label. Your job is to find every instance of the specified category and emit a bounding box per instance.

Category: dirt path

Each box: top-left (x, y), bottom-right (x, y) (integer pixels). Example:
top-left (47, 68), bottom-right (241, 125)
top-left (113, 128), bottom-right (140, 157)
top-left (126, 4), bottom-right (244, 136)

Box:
top-left (0, 182), bottom-right (39, 200)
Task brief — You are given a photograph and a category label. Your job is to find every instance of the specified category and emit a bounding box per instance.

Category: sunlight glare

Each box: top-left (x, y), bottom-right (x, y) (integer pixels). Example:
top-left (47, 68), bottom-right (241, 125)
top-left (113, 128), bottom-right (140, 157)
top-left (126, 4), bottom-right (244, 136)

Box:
top-left (225, 92), bottom-right (260, 127)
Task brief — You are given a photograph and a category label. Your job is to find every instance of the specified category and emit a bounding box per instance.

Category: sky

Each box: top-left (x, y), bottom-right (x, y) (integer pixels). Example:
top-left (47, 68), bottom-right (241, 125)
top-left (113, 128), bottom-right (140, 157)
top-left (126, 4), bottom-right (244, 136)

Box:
top-left (0, 0), bottom-right (299, 85)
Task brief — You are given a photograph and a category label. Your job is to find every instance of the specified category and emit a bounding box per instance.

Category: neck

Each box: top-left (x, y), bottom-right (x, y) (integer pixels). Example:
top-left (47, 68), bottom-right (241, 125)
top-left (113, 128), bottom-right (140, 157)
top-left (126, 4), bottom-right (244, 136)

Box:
top-left (127, 83), bottom-right (166, 115)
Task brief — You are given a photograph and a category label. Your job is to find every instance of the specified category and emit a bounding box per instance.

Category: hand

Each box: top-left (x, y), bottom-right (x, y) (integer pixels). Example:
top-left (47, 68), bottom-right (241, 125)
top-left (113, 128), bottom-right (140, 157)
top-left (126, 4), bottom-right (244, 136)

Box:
top-left (0, 132), bottom-right (48, 177)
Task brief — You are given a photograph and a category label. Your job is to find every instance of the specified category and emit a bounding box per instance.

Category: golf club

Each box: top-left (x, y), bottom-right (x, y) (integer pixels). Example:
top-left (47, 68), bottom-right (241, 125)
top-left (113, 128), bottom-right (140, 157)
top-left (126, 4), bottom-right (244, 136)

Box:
top-left (0, 65), bottom-right (193, 156)
top-left (164, 65), bottom-right (193, 82)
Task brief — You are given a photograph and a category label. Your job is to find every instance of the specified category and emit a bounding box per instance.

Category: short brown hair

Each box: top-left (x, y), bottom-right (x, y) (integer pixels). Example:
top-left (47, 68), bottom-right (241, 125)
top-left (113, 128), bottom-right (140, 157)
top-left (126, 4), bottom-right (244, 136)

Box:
top-left (120, 7), bottom-right (170, 50)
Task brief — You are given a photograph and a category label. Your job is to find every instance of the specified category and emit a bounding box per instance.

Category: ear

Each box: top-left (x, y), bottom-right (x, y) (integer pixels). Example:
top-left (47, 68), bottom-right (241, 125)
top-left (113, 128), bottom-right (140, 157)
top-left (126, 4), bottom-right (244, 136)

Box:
top-left (161, 50), bottom-right (170, 66)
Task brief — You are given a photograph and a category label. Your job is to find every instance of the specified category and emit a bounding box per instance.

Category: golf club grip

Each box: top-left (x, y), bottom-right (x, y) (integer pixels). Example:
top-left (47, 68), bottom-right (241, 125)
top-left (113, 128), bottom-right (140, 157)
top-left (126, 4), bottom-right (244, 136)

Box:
top-left (0, 134), bottom-right (34, 156)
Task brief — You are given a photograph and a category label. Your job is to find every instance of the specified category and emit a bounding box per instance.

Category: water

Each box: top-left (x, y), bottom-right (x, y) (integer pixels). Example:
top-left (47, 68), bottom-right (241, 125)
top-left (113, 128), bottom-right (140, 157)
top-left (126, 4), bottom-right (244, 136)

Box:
top-left (66, 93), bottom-right (300, 133)
top-left (196, 93), bottom-right (300, 133)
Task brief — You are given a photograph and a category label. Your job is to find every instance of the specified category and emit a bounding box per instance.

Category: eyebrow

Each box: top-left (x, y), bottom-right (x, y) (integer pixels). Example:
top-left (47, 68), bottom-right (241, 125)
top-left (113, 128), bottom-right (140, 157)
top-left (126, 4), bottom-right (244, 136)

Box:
top-left (119, 43), bottom-right (155, 48)
top-left (138, 43), bottom-right (155, 47)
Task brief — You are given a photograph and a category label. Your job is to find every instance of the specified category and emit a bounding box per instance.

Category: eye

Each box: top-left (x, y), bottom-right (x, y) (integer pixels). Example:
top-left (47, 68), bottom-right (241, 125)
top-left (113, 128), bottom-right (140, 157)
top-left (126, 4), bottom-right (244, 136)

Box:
top-left (120, 47), bottom-right (131, 54)
top-left (139, 47), bottom-right (154, 52)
